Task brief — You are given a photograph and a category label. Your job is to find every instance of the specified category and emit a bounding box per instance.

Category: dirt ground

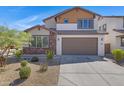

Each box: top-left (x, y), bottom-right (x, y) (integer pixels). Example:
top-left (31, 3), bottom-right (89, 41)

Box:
top-left (0, 61), bottom-right (60, 86)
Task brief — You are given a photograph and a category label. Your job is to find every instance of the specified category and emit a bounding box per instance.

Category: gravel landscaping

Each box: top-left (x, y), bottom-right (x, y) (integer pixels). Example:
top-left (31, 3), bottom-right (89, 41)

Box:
top-left (0, 60), bottom-right (60, 86)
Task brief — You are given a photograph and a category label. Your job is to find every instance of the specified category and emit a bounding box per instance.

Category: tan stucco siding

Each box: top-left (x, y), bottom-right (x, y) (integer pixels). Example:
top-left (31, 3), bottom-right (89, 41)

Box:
top-left (28, 28), bottom-right (50, 35)
top-left (56, 8), bottom-right (94, 23)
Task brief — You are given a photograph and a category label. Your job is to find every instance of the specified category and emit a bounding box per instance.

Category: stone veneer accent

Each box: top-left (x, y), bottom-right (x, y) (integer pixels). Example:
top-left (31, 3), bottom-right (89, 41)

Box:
top-left (23, 31), bottom-right (56, 54)
top-left (23, 47), bottom-right (49, 54)
top-left (49, 31), bottom-right (56, 54)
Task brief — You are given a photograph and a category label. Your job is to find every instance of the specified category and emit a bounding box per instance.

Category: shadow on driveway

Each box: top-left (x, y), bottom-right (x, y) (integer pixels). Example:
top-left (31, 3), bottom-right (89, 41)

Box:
top-left (7, 55), bottom-right (108, 66)
top-left (60, 55), bottom-right (107, 65)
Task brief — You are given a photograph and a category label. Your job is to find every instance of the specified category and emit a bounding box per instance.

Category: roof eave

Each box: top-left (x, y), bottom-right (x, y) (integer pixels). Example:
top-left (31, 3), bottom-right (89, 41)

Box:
top-left (24, 25), bottom-right (57, 34)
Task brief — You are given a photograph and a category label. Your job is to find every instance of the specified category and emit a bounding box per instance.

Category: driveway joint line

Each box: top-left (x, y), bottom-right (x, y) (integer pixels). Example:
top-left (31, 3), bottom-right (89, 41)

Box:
top-left (87, 62), bottom-right (111, 86)
top-left (59, 56), bottom-right (78, 86)
top-left (60, 72), bottom-right (124, 75)
top-left (60, 74), bottom-right (78, 86)
top-left (56, 57), bottom-right (62, 85)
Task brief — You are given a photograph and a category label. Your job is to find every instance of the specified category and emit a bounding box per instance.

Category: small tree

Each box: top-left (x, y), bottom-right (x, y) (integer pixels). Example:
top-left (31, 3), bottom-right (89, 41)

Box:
top-left (0, 26), bottom-right (31, 67)
top-left (14, 49), bottom-right (23, 61)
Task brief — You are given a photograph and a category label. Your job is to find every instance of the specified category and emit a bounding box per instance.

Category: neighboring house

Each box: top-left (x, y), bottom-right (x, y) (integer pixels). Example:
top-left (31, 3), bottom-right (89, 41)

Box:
top-left (24, 7), bottom-right (124, 56)
top-left (97, 16), bottom-right (124, 53)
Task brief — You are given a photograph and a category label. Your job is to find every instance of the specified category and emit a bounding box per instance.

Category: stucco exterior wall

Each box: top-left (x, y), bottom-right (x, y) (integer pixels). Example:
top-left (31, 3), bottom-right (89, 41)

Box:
top-left (28, 28), bottom-right (50, 35)
top-left (94, 15), bottom-right (99, 30)
top-left (56, 24), bottom-right (77, 30)
top-left (115, 36), bottom-right (124, 50)
top-left (56, 35), bottom-right (105, 56)
top-left (45, 18), bottom-right (56, 28)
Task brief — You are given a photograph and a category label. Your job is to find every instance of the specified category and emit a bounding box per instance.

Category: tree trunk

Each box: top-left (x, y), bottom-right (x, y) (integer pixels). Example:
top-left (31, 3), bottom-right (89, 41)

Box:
top-left (5, 47), bottom-right (11, 66)
top-left (39, 59), bottom-right (48, 72)
top-left (0, 56), bottom-right (6, 67)
top-left (0, 47), bottom-right (10, 67)
top-left (1, 47), bottom-right (9, 56)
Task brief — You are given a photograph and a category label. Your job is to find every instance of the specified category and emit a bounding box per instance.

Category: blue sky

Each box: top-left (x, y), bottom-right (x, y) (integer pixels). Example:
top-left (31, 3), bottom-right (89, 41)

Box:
top-left (0, 6), bottom-right (124, 30)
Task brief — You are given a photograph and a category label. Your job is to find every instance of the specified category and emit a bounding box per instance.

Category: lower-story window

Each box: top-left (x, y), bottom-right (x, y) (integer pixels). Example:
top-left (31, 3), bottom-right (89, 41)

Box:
top-left (121, 37), bottom-right (124, 46)
top-left (31, 35), bottom-right (49, 48)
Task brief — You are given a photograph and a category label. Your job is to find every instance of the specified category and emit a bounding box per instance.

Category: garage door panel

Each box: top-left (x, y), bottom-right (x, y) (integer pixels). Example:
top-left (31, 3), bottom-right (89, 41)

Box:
top-left (62, 38), bottom-right (98, 55)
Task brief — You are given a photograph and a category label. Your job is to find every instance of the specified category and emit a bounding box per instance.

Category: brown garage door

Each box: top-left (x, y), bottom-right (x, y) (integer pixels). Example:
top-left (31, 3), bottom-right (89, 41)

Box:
top-left (62, 38), bottom-right (98, 55)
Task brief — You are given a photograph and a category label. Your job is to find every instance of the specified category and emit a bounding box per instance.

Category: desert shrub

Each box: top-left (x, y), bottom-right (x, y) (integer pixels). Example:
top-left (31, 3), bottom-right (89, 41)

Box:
top-left (112, 49), bottom-right (124, 62)
top-left (21, 60), bottom-right (28, 67)
top-left (19, 66), bottom-right (31, 79)
top-left (14, 50), bottom-right (23, 60)
top-left (46, 50), bottom-right (54, 60)
top-left (31, 56), bottom-right (39, 62)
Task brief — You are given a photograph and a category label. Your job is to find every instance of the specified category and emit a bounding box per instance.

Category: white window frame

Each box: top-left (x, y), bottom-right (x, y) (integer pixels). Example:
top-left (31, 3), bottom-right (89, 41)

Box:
top-left (77, 19), bottom-right (94, 29)
top-left (31, 35), bottom-right (49, 48)
top-left (64, 18), bottom-right (69, 24)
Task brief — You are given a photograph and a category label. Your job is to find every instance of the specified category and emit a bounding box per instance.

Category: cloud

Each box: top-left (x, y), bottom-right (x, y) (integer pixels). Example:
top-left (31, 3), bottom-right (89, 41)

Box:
top-left (8, 9), bottom-right (56, 31)
top-left (9, 14), bottom-right (44, 30)
top-left (28, 16), bottom-right (39, 23)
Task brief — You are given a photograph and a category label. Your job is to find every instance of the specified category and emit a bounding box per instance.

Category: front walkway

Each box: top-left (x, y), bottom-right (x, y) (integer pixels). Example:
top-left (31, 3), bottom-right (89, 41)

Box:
top-left (58, 55), bottom-right (124, 86)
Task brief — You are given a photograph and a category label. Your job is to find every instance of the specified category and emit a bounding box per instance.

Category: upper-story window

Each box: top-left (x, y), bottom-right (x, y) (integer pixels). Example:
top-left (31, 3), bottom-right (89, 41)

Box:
top-left (102, 24), bottom-right (107, 31)
top-left (77, 19), bottom-right (94, 29)
top-left (64, 19), bottom-right (69, 23)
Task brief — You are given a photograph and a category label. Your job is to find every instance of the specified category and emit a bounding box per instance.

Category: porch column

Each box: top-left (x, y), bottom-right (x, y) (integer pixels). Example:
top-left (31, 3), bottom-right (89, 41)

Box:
top-left (56, 35), bottom-right (62, 55)
top-left (98, 35), bottom-right (105, 56)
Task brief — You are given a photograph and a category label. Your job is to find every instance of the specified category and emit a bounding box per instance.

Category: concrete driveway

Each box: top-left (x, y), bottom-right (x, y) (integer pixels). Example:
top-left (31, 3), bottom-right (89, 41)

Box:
top-left (58, 55), bottom-right (124, 86)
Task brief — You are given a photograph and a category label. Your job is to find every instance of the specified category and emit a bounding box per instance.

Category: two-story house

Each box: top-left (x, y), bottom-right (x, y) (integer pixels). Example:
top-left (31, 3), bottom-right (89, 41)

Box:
top-left (24, 7), bottom-right (120, 56)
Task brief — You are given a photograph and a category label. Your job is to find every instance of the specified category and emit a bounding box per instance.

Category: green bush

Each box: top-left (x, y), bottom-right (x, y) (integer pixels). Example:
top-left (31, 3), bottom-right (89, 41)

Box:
top-left (14, 50), bottom-right (23, 60)
top-left (112, 49), bottom-right (124, 62)
top-left (46, 50), bottom-right (54, 60)
top-left (19, 66), bottom-right (31, 79)
top-left (31, 56), bottom-right (39, 62)
top-left (21, 60), bottom-right (28, 67)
